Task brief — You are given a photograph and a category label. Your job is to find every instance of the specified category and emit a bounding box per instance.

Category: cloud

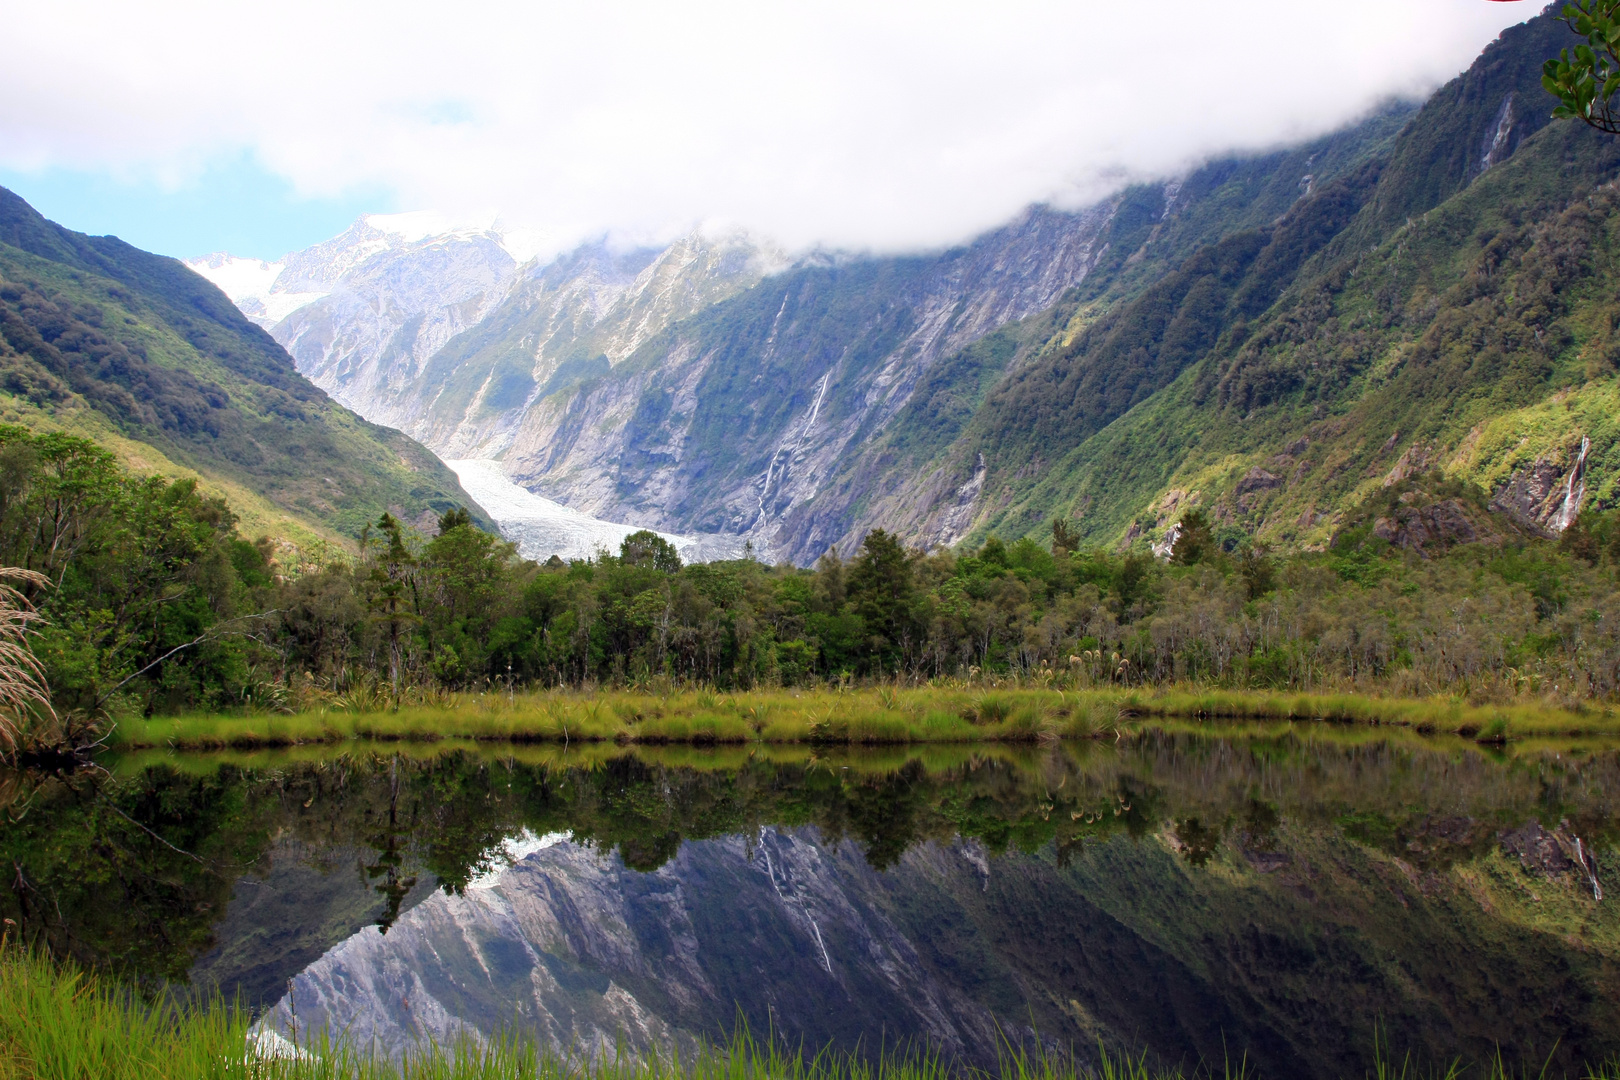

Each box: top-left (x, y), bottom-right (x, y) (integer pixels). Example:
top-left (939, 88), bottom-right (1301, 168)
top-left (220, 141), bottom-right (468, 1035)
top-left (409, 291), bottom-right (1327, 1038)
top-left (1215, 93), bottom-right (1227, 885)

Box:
top-left (0, 0), bottom-right (1538, 258)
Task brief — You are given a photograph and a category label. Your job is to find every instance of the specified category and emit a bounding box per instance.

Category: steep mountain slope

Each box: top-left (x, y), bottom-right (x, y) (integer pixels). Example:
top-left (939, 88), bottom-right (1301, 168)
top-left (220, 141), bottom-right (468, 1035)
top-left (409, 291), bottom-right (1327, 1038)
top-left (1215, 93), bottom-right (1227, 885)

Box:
top-left (195, 102), bottom-right (1411, 565)
top-left (499, 106), bottom-right (1414, 563)
top-left (0, 188), bottom-right (485, 541)
top-left (195, 226), bottom-right (784, 461)
top-left (190, 8), bottom-right (1581, 563)
top-left (398, 232), bottom-right (782, 458)
top-left (952, 5), bottom-right (1620, 552)
top-left (500, 205), bottom-right (1119, 561)
top-left (190, 213), bottom-right (524, 432)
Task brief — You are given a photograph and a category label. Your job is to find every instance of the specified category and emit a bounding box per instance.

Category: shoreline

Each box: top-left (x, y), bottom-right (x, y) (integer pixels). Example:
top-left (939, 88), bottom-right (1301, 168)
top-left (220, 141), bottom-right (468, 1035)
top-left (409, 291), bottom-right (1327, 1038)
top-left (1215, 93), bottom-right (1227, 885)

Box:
top-left (104, 686), bottom-right (1620, 752)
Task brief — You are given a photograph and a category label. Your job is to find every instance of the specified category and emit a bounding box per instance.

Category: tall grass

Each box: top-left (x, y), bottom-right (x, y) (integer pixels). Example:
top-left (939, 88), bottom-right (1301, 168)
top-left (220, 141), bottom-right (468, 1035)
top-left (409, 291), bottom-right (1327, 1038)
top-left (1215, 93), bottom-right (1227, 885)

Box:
top-left (106, 683), bottom-right (1620, 753)
top-left (0, 567), bottom-right (53, 755)
top-left (2, 943), bottom-right (1617, 1080)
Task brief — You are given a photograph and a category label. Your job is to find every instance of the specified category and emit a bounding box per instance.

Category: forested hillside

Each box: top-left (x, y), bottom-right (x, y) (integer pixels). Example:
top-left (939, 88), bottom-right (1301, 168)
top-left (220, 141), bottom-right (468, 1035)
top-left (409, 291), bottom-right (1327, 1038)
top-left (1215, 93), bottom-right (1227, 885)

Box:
top-left (946, 6), bottom-right (1620, 553)
top-left (0, 188), bottom-right (485, 543)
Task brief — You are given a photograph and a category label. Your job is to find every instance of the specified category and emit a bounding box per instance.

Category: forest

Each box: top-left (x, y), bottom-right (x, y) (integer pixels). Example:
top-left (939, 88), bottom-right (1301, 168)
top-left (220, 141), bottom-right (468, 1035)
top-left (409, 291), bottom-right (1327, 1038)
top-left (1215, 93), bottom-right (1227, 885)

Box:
top-left (2, 423), bottom-right (1618, 749)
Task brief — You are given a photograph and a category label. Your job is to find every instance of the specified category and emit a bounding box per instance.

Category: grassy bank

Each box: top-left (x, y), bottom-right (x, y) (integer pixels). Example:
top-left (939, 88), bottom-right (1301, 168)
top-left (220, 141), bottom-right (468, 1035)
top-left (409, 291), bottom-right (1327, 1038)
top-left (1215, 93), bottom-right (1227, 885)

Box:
top-left (0, 944), bottom-right (1614, 1080)
top-left (105, 685), bottom-right (1620, 752)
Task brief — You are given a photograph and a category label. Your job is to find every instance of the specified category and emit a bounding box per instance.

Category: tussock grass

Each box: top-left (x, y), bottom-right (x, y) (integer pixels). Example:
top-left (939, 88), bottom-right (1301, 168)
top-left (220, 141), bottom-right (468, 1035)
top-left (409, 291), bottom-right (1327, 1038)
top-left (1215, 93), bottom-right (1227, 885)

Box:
top-left (105, 684), bottom-right (1620, 753)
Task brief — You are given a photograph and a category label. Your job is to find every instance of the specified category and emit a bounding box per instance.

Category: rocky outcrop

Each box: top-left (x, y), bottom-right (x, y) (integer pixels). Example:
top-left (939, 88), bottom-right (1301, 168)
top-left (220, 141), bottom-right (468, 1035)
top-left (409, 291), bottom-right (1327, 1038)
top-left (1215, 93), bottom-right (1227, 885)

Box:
top-left (1488, 436), bottom-right (1591, 535)
top-left (1371, 498), bottom-right (1483, 552)
top-left (499, 204), bottom-right (1120, 561)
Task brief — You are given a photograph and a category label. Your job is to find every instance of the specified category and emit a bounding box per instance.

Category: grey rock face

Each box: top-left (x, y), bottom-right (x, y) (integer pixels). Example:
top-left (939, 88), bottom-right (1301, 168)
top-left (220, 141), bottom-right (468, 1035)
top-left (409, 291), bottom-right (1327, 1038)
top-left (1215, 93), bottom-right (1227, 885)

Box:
top-left (262, 829), bottom-right (1013, 1063)
top-left (501, 204), bottom-right (1118, 563)
top-left (196, 202), bottom-right (1110, 563)
top-left (1489, 435), bottom-right (1591, 535)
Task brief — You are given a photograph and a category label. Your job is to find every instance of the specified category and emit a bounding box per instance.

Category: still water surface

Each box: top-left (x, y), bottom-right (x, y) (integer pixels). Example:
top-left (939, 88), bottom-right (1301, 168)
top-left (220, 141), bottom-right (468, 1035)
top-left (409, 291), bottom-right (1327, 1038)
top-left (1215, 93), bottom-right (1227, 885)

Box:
top-left (6, 731), bottom-right (1620, 1076)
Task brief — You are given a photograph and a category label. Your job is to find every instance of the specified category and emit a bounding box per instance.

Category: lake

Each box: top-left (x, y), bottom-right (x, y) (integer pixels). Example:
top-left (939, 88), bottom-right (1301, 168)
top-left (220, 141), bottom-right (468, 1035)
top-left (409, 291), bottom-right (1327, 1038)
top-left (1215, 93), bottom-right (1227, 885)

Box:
top-left (6, 730), bottom-right (1619, 1076)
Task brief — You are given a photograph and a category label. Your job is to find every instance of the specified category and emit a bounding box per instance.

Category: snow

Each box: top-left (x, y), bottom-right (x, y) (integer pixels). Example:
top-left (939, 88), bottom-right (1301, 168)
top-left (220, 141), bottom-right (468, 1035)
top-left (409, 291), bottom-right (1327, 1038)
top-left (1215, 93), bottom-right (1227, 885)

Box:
top-left (255, 288), bottom-right (331, 324)
top-left (189, 252), bottom-right (283, 297)
top-left (365, 210), bottom-right (558, 265)
top-left (445, 458), bottom-right (746, 564)
top-left (363, 209), bottom-right (500, 243)
top-left (184, 253), bottom-right (328, 325)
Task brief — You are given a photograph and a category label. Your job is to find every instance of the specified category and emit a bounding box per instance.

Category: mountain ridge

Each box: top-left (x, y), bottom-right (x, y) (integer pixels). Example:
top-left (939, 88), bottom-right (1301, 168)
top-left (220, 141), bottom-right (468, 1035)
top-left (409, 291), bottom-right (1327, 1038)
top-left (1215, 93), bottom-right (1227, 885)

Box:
top-left (189, 5), bottom-right (1605, 564)
top-left (0, 187), bottom-right (489, 542)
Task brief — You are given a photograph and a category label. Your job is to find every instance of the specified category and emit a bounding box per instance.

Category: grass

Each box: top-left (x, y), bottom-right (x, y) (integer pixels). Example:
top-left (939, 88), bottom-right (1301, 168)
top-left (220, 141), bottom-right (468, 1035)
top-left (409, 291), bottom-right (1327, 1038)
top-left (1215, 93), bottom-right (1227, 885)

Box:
top-left (0, 943), bottom-right (1616, 1080)
top-left (103, 684), bottom-right (1620, 753)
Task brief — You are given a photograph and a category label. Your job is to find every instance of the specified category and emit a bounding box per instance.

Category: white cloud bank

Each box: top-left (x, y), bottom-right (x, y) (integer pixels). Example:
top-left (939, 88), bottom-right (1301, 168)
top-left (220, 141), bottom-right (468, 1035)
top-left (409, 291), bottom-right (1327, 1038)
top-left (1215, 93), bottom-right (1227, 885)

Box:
top-left (1, 0), bottom-right (1539, 259)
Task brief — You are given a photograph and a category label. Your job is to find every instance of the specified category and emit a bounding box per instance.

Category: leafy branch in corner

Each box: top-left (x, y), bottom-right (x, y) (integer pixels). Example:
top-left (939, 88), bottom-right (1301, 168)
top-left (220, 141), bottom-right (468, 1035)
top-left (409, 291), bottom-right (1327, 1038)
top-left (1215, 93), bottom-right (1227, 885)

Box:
top-left (1545, 0), bottom-right (1620, 134)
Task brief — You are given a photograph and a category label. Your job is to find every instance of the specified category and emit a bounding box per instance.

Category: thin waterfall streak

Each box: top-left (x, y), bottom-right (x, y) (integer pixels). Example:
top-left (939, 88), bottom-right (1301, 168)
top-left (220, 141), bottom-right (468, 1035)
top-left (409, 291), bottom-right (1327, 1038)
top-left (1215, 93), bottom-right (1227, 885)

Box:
top-left (755, 827), bottom-right (834, 976)
top-left (755, 369), bottom-right (832, 528)
top-left (1556, 435), bottom-right (1591, 532)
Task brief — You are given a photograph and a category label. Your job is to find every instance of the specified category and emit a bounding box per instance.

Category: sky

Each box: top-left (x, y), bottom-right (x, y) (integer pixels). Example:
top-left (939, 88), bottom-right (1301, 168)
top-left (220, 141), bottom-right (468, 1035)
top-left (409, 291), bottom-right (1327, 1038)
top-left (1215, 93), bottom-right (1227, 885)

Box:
top-left (0, 1), bottom-right (1541, 263)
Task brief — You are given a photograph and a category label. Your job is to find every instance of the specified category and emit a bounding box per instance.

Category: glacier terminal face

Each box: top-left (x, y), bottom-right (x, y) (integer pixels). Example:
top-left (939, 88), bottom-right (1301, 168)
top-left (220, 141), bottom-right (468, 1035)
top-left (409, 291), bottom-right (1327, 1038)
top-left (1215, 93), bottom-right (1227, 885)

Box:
top-left (445, 459), bottom-right (747, 564)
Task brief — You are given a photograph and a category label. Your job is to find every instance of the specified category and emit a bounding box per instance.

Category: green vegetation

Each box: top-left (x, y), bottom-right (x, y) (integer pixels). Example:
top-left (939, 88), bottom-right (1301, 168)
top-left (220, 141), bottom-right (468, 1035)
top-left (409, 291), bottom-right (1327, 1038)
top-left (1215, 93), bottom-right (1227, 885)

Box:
top-left (958, 10), bottom-right (1620, 555)
top-left (1544, 1), bottom-right (1620, 134)
top-left (10, 414), bottom-right (1620, 749)
top-left (0, 185), bottom-right (482, 544)
top-left (103, 687), bottom-right (1620, 751)
top-left (16, 936), bottom-right (1610, 1080)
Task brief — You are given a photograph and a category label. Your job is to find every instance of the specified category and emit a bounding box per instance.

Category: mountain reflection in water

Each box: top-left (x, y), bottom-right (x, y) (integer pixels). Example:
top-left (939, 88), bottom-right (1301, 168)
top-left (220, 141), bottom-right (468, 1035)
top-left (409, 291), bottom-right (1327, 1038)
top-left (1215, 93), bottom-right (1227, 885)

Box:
top-left (4, 731), bottom-right (1619, 1076)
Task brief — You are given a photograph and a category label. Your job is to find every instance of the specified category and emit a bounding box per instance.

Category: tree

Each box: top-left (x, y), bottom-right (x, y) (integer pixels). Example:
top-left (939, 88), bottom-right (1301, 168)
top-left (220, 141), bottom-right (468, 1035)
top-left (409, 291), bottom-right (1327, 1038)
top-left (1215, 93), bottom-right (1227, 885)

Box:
top-left (619, 530), bottom-right (681, 573)
top-left (437, 506), bottom-right (473, 535)
top-left (367, 513), bottom-right (419, 698)
top-left (1051, 517), bottom-right (1081, 555)
top-left (1170, 510), bottom-right (1214, 566)
top-left (847, 529), bottom-right (915, 668)
top-left (1544, 1), bottom-right (1620, 134)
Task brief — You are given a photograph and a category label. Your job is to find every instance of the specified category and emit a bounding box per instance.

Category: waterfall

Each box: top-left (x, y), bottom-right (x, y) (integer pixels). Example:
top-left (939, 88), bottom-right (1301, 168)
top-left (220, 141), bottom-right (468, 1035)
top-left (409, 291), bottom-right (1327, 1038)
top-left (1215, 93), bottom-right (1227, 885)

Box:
top-left (1553, 436), bottom-right (1591, 533)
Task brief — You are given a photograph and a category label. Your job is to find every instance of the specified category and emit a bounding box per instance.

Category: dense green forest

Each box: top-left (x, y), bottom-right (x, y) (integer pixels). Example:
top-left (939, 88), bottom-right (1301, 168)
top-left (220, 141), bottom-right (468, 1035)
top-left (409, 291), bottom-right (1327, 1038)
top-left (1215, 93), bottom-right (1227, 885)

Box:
top-left (7, 420), bottom-right (1620, 743)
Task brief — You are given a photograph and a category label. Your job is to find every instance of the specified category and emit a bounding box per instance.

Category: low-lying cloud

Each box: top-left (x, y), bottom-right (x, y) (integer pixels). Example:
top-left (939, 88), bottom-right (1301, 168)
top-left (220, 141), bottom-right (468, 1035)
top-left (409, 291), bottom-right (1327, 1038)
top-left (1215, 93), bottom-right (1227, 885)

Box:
top-left (1, 0), bottom-right (1539, 258)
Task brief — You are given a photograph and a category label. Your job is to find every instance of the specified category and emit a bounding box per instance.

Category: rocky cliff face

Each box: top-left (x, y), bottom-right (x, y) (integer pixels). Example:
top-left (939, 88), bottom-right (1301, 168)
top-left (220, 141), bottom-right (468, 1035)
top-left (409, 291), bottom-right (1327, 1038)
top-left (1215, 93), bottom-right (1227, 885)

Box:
top-left (263, 829), bottom-right (1019, 1064)
top-left (399, 232), bottom-right (783, 460)
top-left (192, 214), bottom-right (524, 434)
top-left (259, 818), bottom-right (1620, 1075)
top-left (501, 205), bottom-right (1119, 562)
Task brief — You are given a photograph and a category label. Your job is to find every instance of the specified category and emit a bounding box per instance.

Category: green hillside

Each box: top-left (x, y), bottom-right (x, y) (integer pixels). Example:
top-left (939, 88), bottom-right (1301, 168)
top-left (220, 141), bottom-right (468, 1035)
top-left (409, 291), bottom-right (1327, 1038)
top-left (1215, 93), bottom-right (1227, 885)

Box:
top-left (0, 187), bottom-right (485, 543)
top-left (943, 5), bottom-right (1620, 552)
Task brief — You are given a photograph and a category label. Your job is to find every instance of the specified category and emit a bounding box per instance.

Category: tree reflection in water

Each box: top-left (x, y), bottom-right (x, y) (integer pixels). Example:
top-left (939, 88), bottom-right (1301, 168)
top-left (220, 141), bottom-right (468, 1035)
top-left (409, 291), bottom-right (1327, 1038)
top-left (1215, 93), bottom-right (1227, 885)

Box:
top-left (1, 731), bottom-right (1617, 1072)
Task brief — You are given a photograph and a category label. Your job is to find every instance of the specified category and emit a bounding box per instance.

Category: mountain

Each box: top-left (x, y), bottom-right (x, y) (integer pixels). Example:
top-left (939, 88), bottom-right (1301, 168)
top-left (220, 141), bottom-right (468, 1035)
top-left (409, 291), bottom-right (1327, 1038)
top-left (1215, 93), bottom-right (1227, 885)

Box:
top-left (0, 189), bottom-right (486, 542)
top-left (191, 220), bottom-right (786, 459)
top-left (196, 5), bottom-right (1604, 563)
top-left (959, 6), bottom-right (1620, 552)
top-left (196, 102), bottom-right (1413, 563)
top-left (262, 819), bottom-right (1620, 1076)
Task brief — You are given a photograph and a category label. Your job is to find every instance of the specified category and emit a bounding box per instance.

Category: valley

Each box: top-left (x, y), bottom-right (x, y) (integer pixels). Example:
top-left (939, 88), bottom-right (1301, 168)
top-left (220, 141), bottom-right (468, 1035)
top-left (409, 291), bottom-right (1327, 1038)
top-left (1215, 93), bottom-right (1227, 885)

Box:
top-left (13, 3), bottom-right (1620, 1078)
top-left (186, 10), bottom-right (1610, 568)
